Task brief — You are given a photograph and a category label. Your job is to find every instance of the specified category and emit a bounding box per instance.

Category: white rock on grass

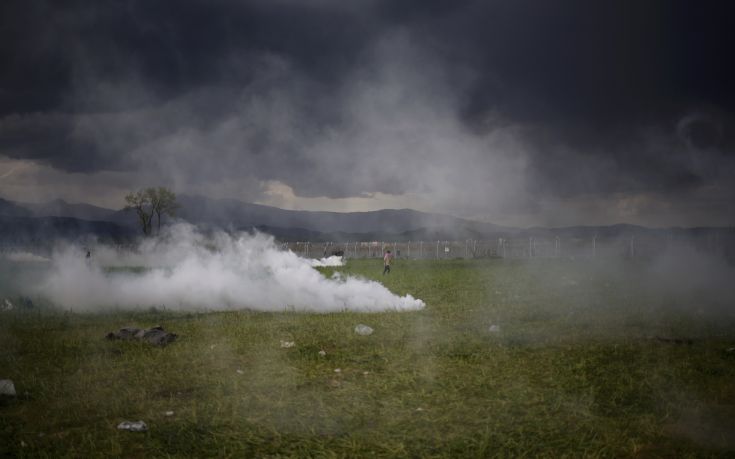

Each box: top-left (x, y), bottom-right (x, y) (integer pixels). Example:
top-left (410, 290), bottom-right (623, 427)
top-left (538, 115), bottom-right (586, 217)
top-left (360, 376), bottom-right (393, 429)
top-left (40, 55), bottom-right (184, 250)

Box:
top-left (354, 324), bottom-right (374, 336)
top-left (117, 421), bottom-right (148, 432)
top-left (0, 379), bottom-right (16, 396)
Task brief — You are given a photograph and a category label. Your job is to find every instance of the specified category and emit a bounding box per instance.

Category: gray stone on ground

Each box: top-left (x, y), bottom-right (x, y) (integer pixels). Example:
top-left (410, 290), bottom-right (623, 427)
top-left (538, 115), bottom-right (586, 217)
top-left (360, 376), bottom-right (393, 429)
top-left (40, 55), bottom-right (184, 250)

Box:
top-left (0, 379), bottom-right (16, 396)
top-left (354, 324), bottom-right (374, 336)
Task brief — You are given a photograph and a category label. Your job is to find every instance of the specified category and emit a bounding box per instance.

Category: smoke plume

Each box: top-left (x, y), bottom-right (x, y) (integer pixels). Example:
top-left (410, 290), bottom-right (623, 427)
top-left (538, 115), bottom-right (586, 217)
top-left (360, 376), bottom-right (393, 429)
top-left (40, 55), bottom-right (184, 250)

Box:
top-left (36, 224), bottom-right (424, 312)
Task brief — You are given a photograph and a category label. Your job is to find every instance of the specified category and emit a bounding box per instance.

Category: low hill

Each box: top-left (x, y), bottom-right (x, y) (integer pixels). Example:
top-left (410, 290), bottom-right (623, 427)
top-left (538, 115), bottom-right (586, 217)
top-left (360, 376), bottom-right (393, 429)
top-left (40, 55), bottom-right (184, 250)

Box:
top-left (0, 215), bottom-right (135, 248)
top-left (0, 195), bottom-right (732, 246)
top-left (22, 199), bottom-right (117, 222)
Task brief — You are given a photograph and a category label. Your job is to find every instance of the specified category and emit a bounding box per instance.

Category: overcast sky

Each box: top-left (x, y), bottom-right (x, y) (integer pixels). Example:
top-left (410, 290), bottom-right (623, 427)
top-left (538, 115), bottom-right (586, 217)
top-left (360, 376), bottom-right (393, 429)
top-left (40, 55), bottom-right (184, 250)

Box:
top-left (1, 0), bottom-right (734, 227)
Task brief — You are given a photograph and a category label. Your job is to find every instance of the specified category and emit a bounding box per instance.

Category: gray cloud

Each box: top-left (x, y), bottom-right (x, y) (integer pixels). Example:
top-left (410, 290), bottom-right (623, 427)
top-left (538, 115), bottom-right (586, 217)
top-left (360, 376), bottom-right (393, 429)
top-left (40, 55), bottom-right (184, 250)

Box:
top-left (1, 0), bottom-right (734, 225)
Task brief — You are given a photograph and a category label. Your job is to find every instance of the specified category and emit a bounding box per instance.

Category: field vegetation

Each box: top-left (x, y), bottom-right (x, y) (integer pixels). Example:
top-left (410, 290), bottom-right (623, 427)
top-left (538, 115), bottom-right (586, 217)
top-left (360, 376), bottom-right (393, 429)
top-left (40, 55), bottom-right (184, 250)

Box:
top-left (1, 258), bottom-right (734, 457)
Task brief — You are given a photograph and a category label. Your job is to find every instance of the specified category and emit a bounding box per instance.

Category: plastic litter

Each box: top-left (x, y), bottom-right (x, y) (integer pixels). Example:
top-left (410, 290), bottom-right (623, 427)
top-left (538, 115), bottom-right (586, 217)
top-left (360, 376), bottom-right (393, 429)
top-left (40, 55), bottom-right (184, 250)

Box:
top-left (354, 324), bottom-right (374, 336)
top-left (280, 340), bottom-right (295, 348)
top-left (2, 299), bottom-right (13, 311)
top-left (318, 350), bottom-right (327, 357)
top-left (106, 326), bottom-right (177, 346)
top-left (164, 411), bottom-right (174, 417)
top-left (488, 324), bottom-right (501, 333)
top-left (0, 379), bottom-right (16, 396)
top-left (117, 421), bottom-right (148, 432)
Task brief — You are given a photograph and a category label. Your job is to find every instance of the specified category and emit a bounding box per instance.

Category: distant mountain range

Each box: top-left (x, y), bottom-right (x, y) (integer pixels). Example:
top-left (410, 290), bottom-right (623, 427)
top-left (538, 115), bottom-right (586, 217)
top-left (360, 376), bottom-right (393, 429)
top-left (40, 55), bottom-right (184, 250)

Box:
top-left (0, 195), bottom-right (732, 247)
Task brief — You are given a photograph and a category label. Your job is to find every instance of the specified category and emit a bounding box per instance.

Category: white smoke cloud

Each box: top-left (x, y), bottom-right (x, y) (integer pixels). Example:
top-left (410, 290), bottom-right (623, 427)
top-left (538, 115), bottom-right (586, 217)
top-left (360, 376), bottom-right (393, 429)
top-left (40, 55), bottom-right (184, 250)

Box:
top-left (308, 256), bottom-right (344, 267)
top-left (37, 224), bottom-right (424, 312)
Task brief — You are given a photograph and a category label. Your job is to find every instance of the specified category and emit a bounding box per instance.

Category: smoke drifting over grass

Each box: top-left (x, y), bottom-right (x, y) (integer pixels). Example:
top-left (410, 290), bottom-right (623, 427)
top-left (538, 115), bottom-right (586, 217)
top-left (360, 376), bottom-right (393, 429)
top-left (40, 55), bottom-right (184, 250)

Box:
top-left (308, 256), bottom-right (345, 267)
top-left (36, 224), bottom-right (424, 312)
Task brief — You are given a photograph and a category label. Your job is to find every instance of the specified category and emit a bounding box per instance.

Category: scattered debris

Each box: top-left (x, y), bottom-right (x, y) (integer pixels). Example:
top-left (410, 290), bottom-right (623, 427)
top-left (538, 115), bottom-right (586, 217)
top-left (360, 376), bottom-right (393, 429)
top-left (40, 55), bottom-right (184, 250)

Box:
top-left (561, 277), bottom-right (579, 287)
top-left (318, 350), bottom-right (327, 357)
top-left (164, 411), bottom-right (174, 417)
top-left (354, 324), bottom-right (374, 336)
top-left (655, 336), bottom-right (694, 345)
top-left (280, 340), bottom-right (295, 348)
top-left (117, 421), bottom-right (148, 432)
top-left (17, 297), bottom-right (34, 309)
top-left (488, 324), bottom-right (501, 333)
top-left (105, 326), bottom-right (177, 346)
top-left (0, 379), bottom-right (16, 396)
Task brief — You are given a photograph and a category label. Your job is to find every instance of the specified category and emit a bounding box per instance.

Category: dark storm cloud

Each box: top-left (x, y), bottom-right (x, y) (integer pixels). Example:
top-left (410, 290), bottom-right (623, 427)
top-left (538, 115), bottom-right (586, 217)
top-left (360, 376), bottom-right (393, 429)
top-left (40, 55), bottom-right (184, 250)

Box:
top-left (1, 0), bottom-right (734, 218)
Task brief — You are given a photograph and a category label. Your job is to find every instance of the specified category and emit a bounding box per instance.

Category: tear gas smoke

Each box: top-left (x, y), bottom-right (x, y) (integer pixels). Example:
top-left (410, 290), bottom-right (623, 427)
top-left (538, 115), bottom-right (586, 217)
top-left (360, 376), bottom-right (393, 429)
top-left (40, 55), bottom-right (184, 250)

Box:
top-left (309, 256), bottom-right (345, 267)
top-left (36, 224), bottom-right (424, 312)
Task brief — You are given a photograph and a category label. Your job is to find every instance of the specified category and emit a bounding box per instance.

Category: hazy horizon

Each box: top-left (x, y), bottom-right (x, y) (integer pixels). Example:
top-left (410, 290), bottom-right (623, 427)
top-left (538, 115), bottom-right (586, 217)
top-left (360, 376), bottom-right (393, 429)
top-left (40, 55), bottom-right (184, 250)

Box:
top-left (1, 1), bottom-right (734, 228)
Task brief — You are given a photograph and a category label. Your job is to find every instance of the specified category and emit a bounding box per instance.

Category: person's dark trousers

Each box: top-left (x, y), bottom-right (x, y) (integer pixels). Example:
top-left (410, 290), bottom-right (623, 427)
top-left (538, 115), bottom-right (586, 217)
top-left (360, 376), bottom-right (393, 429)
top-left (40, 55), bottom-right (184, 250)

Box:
top-left (383, 265), bottom-right (390, 275)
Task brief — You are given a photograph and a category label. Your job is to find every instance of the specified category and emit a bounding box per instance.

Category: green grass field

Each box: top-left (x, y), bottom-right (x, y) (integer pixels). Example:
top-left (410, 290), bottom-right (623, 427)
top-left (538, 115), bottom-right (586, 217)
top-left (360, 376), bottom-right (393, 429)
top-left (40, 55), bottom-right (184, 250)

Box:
top-left (1, 258), bottom-right (735, 457)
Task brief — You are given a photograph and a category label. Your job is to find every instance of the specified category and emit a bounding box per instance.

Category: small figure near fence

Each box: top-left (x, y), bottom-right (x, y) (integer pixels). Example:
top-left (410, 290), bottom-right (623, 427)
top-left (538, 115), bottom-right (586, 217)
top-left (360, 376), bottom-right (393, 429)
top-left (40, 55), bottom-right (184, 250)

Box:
top-left (383, 250), bottom-right (393, 275)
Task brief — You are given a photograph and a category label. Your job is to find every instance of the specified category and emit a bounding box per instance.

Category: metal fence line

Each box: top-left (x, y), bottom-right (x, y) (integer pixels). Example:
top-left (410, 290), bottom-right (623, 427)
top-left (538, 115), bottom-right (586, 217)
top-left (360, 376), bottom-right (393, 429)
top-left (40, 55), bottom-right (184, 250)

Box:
top-left (281, 234), bottom-right (735, 261)
top-left (2, 232), bottom-right (733, 262)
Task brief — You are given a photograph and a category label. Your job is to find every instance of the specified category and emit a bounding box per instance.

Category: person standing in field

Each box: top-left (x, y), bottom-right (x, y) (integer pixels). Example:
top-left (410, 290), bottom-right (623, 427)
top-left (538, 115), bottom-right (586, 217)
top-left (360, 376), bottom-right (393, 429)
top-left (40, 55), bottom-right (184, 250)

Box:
top-left (383, 250), bottom-right (393, 275)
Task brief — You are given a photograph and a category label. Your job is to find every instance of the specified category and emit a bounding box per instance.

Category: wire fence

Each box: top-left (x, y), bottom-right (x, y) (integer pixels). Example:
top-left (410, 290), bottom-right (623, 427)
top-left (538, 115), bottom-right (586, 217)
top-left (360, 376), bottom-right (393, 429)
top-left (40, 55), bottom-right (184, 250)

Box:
top-left (282, 233), bottom-right (735, 261)
top-left (1, 232), bottom-right (732, 262)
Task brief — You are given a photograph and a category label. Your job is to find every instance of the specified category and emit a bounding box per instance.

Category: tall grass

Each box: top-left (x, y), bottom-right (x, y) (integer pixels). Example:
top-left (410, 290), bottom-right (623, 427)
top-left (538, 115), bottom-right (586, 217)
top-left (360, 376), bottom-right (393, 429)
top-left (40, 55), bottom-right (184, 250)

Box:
top-left (1, 258), bottom-right (734, 457)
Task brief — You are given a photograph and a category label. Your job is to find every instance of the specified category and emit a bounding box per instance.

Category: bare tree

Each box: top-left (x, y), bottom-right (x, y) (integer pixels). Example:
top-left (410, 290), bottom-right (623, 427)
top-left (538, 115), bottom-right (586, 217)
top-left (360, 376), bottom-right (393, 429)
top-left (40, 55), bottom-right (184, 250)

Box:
top-left (124, 190), bottom-right (154, 236)
top-left (125, 187), bottom-right (178, 235)
top-left (147, 187), bottom-right (179, 234)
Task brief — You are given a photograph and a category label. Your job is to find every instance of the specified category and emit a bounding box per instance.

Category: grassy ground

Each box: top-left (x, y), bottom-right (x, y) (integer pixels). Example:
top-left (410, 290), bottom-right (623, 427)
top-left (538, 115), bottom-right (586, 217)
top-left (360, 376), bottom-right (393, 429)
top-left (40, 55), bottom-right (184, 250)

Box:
top-left (1, 258), bottom-right (735, 457)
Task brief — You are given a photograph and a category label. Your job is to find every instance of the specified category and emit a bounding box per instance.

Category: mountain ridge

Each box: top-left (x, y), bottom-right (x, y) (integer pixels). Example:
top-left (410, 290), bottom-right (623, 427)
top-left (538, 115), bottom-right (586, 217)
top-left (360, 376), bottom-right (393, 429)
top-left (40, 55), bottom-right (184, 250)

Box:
top-left (1, 195), bottom-right (732, 245)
